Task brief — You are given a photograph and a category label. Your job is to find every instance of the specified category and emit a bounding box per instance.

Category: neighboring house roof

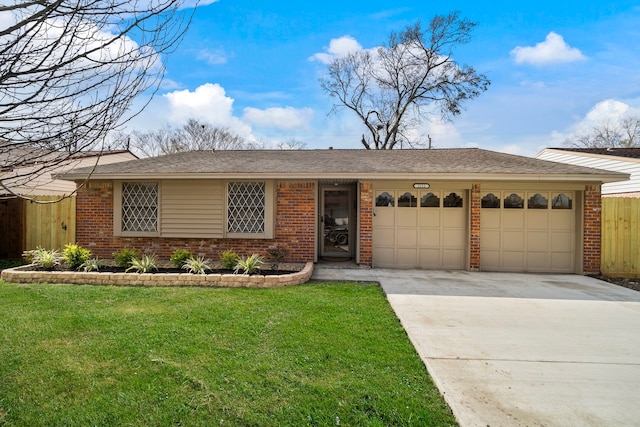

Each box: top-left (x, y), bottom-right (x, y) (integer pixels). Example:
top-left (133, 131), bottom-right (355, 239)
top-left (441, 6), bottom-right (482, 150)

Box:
top-left (536, 148), bottom-right (640, 195)
top-left (1, 149), bottom-right (138, 196)
top-left (545, 147), bottom-right (640, 159)
top-left (59, 148), bottom-right (628, 184)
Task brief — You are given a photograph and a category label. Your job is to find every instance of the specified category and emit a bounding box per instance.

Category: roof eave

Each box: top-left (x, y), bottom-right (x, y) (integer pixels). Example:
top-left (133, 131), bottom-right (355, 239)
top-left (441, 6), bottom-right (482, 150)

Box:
top-left (58, 171), bottom-right (630, 183)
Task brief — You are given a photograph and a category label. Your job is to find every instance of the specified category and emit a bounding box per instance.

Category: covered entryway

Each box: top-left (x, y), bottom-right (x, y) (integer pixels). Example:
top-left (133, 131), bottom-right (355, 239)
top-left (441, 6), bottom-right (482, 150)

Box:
top-left (372, 183), bottom-right (467, 269)
top-left (480, 190), bottom-right (577, 273)
top-left (320, 186), bottom-right (356, 261)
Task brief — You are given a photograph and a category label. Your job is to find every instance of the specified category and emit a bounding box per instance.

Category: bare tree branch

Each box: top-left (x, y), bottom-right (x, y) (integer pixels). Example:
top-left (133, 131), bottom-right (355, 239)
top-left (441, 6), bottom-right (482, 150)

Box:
top-left (129, 119), bottom-right (250, 157)
top-left (1, 0), bottom-right (196, 200)
top-left (564, 116), bottom-right (640, 148)
top-left (320, 11), bottom-right (490, 149)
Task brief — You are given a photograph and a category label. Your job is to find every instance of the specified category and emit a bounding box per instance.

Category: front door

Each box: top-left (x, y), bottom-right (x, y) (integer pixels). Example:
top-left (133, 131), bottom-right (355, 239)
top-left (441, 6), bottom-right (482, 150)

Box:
top-left (320, 187), bottom-right (354, 259)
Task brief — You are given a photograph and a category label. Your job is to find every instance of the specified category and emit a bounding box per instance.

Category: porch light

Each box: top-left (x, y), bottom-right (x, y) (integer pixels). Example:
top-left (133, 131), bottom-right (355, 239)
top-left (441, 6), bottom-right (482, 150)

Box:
top-left (413, 183), bottom-right (430, 189)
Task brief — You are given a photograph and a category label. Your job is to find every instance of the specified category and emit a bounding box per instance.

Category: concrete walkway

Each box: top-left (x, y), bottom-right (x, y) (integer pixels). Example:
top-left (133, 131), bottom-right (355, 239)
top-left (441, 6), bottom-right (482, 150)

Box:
top-left (312, 266), bottom-right (640, 427)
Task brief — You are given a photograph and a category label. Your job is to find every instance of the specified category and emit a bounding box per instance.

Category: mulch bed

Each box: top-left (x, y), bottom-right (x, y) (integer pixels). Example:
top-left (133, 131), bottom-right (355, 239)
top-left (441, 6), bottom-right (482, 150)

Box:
top-left (590, 275), bottom-right (640, 292)
top-left (22, 266), bottom-right (296, 276)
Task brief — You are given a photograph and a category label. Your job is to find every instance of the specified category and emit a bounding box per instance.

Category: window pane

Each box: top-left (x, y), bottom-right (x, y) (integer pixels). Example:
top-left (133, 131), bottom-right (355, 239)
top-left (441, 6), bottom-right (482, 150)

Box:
top-left (375, 191), bottom-right (394, 207)
top-left (504, 193), bottom-right (524, 209)
top-left (228, 182), bottom-right (265, 233)
top-left (481, 193), bottom-right (500, 208)
top-left (552, 193), bottom-right (572, 209)
top-left (398, 191), bottom-right (417, 207)
top-left (528, 193), bottom-right (548, 209)
top-left (420, 192), bottom-right (440, 207)
top-left (122, 182), bottom-right (158, 232)
top-left (443, 192), bottom-right (463, 208)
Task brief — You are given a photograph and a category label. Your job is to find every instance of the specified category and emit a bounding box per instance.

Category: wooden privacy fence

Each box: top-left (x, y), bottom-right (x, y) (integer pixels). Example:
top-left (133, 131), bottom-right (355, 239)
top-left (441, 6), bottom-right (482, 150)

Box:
top-left (601, 197), bottom-right (640, 278)
top-left (24, 196), bottom-right (76, 252)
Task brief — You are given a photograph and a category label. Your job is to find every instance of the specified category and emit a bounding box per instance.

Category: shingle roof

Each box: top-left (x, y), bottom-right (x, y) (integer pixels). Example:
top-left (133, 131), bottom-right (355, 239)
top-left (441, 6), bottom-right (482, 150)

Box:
top-left (548, 147), bottom-right (640, 159)
top-left (58, 148), bottom-right (628, 182)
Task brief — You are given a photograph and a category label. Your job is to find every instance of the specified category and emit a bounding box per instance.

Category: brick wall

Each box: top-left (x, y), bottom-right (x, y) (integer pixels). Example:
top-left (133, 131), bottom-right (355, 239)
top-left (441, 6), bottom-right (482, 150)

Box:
top-left (76, 180), bottom-right (316, 264)
top-left (358, 181), bottom-right (373, 267)
top-left (469, 183), bottom-right (481, 271)
top-left (583, 184), bottom-right (602, 274)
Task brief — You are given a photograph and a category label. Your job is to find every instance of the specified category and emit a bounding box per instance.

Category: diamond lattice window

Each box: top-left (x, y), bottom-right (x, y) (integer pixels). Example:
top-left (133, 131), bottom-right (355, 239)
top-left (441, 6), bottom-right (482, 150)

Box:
top-left (121, 182), bottom-right (158, 232)
top-left (227, 182), bottom-right (265, 234)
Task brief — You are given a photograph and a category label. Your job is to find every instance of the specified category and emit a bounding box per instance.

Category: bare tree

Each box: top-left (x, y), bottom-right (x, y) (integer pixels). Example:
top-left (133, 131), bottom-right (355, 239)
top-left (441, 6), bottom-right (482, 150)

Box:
top-left (320, 12), bottom-right (490, 149)
top-left (130, 119), bottom-right (249, 157)
top-left (0, 0), bottom-right (195, 198)
top-left (275, 138), bottom-right (307, 150)
top-left (565, 117), bottom-right (640, 148)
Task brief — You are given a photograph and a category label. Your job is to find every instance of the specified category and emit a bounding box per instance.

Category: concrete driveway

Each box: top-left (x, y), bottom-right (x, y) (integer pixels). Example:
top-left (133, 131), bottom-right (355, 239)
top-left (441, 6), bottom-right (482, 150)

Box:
top-left (312, 267), bottom-right (640, 427)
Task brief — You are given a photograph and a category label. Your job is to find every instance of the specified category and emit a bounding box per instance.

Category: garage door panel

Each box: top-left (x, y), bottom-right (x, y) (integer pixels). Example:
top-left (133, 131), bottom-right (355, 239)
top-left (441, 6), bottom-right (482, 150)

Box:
top-left (481, 230), bottom-right (501, 250)
top-left (396, 248), bottom-right (418, 266)
top-left (480, 189), bottom-right (576, 273)
top-left (373, 185), bottom-right (466, 269)
top-left (526, 231), bottom-right (549, 251)
top-left (503, 251), bottom-right (525, 270)
top-left (480, 251), bottom-right (500, 270)
top-left (551, 253), bottom-right (574, 271)
top-left (481, 211), bottom-right (501, 229)
top-left (503, 211), bottom-right (525, 229)
top-left (526, 252), bottom-right (550, 270)
top-left (397, 209), bottom-right (417, 227)
top-left (443, 228), bottom-right (466, 249)
top-left (374, 209), bottom-right (395, 226)
top-left (503, 231), bottom-right (525, 251)
top-left (443, 210), bottom-right (465, 227)
top-left (420, 229), bottom-right (441, 248)
top-left (419, 249), bottom-right (441, 268)
top-left (443, 249), bottom-right (465, 269)
top-left (550, 211), bottom-right (573, 230)
top-left (420, 210), bottom-right (440, 226)
top-left (527, 211), bottom-right (549, 229)
top-left (550, 232), bottom-right (574, 252)
top-left (373, 228), bottom-right (395, 244)
top-left (397, 228), bottom-right (418, 246)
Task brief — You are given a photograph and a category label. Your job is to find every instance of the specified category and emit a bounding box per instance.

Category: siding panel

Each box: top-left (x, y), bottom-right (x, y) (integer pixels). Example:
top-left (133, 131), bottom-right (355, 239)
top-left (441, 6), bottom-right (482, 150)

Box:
top-left (161, 180), bottom-right (223, 238)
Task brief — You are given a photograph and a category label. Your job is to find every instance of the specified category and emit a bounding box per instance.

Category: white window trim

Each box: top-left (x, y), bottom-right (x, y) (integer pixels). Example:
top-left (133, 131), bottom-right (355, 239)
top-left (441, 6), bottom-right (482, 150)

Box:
top-left (114, 180), bottom-right (161, 237)
top-left (224, 180), bottom-right (274, 239)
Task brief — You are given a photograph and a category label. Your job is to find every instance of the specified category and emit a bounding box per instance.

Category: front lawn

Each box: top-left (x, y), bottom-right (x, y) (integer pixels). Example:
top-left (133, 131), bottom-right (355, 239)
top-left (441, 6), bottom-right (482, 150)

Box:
top-left (0, 280), bottom-right (456, 426)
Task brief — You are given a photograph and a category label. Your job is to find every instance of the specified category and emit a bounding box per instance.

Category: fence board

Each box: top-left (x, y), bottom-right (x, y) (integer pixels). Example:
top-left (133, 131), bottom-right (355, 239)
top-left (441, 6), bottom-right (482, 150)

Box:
top-left (24, 196), bottom-right (76, 251)
top-left (601, 197), bottom-right (640, 278)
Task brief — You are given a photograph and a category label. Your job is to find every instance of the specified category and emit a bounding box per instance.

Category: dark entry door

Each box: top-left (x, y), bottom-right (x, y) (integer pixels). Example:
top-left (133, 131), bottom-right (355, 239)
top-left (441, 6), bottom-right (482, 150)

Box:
top-left (320, 187), bottom-right (353, 259)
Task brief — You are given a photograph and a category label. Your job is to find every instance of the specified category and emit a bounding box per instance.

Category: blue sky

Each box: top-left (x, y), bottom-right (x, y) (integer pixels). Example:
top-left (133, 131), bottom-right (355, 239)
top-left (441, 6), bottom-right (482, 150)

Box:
top-left (127, 0), bottom-right (640, 156)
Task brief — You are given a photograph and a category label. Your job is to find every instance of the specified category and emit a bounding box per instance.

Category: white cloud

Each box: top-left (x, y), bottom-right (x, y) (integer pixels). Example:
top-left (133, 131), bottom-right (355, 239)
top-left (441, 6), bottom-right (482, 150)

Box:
top-left (549, 99), bottom-right (640, 144)
top-left (242, 106), bottom-right (314, 130)
top-left (197, 48), bottom-right (228, 65)
top-left (163, 83), bottom-right (254, 138)
top-left (511, 32), bottom-right (586, 66)
top-left (309, 36), bottom-right (363, 64)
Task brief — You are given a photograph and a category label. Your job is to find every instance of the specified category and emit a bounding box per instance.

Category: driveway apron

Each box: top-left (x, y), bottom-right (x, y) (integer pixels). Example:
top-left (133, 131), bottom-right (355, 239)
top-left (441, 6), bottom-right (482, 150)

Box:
top-left (312, 267), bottom-right (640, 427)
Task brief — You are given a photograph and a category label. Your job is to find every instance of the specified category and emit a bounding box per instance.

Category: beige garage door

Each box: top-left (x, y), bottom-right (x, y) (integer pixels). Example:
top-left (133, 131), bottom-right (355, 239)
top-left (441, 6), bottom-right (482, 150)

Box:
top-left (372, 187), bottom-right (467, 269)
top-left (480, 191), bottom-right (575, 273)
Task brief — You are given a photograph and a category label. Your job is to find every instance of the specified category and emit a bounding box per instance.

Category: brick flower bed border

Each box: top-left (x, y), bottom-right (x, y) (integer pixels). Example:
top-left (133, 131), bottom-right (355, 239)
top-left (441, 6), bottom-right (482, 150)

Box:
top-left (1, 262), bottom-right (313, 288)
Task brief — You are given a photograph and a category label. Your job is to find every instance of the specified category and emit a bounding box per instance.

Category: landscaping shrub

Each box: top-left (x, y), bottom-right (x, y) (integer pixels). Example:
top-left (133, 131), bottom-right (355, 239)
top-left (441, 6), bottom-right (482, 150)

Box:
top-left (113, 248), bottom-right (140, 268)
top-left (24, 247), bottom-right (62, 270)
top-left (169, 249), bottom-right (192, 268)
top-left (234, 254), bottom-right (264, 275)
top-left (126, 255), bottom-right (158, 273)
top-left (220, 249), bottom-right (239, 269)
top-left (63, 243), bottom-right (92, 270)
top-left (182, 256), bottom-right (211, 275)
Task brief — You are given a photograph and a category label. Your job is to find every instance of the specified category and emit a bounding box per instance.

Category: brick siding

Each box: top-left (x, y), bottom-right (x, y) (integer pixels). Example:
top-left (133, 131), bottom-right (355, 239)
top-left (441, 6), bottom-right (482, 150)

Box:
top-left (469, 183), bottom-right (481, 271)
top-left (76, 180), bottom-right (316, 264)
top-left (583, 184), bottom-right (602, 274)
top-left (358, 181), bottom-right (373, 267)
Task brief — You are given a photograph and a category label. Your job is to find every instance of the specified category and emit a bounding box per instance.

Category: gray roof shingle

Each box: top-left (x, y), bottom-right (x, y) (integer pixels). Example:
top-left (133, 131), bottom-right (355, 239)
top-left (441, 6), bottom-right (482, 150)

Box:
top-left (58, 148), bottom-right (628, 181)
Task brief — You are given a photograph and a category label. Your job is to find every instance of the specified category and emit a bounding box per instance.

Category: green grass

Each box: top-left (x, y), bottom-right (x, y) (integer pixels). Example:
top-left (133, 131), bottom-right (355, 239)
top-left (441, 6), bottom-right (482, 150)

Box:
top-left (0, 280), bottom-right (457, 427)
top-left (0, 259), bottom-right (25, 272)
